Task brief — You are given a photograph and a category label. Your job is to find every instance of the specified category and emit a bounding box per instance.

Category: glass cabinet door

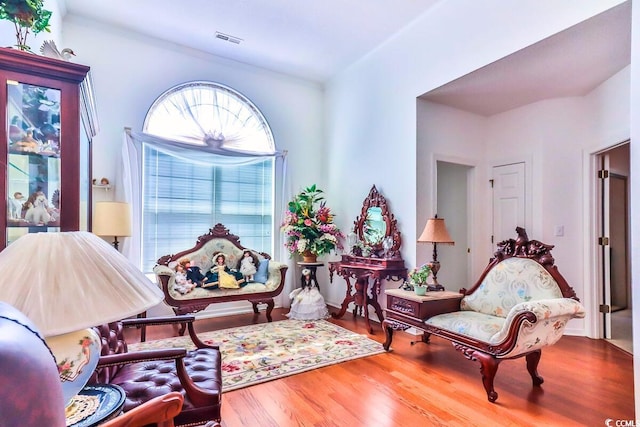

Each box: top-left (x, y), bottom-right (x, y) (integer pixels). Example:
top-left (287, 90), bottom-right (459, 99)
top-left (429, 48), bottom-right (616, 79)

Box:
top-left (6, 80), bottom-right (62, 245)
top-left (0, 47), bottom-right (90, 250)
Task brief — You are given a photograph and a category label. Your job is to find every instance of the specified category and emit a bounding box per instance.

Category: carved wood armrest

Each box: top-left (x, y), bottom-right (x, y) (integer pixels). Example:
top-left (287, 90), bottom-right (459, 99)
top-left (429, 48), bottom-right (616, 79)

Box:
top-left (121, 315), bottom-right (218, 350)
top-left (97, 348), bottom-right (187, 367)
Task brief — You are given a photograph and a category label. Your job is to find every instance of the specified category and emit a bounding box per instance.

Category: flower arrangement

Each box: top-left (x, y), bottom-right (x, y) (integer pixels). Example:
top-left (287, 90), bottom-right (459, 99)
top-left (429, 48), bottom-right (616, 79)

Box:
top-left (408, 264), bottom-right (431, 286)
top-left (281, 184), bottom-right (344, 257)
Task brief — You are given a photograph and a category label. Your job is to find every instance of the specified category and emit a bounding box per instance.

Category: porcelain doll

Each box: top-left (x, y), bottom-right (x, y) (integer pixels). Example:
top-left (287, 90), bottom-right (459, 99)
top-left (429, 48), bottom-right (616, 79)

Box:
top-left (287, 268), bottom-right (330, 320)
top-left (238, 250), bottom-right (258, 282)
top-left (183, 259), bottom-right (206, 287)
top-left (173, 263), bottom-right (196, 294)
top-left (204, 253), bottom-right (245, 289)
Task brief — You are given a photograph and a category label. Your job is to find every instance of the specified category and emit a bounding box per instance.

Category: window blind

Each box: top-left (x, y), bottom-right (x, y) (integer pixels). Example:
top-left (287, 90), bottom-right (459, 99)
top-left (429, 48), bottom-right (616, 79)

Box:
top-left (142, 146), bottom-right (273, 271)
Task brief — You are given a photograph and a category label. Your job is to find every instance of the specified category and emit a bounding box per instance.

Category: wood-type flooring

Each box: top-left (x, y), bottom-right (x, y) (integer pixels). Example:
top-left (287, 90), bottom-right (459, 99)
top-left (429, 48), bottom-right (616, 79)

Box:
top-left (124, 307), bottom-right (634, 427)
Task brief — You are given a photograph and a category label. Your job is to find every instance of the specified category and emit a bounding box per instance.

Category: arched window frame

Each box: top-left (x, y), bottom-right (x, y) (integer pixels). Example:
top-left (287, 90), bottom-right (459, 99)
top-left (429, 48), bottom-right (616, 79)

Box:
top-left (117, 81), bottom-right (286, 272)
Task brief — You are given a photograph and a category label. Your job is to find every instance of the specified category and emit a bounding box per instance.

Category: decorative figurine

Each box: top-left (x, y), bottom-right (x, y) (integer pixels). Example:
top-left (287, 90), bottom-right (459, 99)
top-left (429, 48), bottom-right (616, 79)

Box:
top-left (203, 253), bottom-right (245, 289)
top-left (287, 268), bottom-right (330, 320)
top-left (8, 192), bottom-right (24, 220)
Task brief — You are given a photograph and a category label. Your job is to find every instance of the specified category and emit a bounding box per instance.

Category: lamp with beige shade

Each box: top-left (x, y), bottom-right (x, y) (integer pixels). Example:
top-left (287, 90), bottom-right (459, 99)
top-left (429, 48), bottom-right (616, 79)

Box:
top-left (93, 201), bottom-right (131, 250)
top-left (418, 216), bottom-right (455, 291)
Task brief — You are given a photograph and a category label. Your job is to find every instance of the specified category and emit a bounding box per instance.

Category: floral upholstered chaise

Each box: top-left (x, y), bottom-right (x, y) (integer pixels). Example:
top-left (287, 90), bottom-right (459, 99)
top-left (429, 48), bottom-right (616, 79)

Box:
top-left (154, 223), bottom-right (288, 325)
top-left (383, 227), bottom-right (585, 402)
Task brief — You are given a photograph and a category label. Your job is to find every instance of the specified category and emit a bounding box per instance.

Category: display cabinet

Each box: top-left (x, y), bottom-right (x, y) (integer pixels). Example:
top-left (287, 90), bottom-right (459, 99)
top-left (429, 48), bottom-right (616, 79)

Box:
top-left (0, 48), bottom-right (91, 249)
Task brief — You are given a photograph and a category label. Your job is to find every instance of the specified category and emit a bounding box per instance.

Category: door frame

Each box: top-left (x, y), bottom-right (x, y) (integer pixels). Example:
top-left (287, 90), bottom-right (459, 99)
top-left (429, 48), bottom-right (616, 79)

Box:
top-left (584, 140), bottom-right (630, 339)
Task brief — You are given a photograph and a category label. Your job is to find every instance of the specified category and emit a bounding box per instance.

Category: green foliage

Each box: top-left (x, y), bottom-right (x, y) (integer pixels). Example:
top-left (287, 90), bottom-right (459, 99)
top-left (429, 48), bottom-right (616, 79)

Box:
top-left (408, 264), bottom-right (431, 285)
top-left (0, 0), bottom-right (52, 50)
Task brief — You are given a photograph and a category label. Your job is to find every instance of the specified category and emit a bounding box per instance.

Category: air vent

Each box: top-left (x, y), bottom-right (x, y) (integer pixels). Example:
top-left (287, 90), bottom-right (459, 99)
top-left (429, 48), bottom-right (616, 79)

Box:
top-left (215, 32), bottom-right (243, 44)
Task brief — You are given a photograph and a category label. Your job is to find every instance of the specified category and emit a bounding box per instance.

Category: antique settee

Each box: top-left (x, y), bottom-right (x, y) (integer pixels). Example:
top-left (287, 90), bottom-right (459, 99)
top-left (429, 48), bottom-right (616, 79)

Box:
top-left (154, 223), bottom-right (288, 323)
top-left (383, 227), bottom-right (586, 402)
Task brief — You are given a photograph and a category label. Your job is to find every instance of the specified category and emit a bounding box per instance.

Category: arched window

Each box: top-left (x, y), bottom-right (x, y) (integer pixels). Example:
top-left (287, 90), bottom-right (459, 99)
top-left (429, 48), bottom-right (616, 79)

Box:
top-left (138, 81), bottom-right (278, 271)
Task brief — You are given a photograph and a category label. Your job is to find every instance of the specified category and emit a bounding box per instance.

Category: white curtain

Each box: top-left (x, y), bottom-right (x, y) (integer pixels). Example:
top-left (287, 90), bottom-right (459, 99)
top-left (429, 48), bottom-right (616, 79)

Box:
top-left (116, 128), bottom-right (293, 298)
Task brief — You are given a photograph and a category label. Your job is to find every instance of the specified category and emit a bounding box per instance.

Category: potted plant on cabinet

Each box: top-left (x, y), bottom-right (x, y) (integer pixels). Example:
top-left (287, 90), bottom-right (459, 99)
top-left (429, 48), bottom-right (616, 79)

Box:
top-left (0, 0), bottom-right (52, 51)
top-left (407, 264), bottom-right (432, 296)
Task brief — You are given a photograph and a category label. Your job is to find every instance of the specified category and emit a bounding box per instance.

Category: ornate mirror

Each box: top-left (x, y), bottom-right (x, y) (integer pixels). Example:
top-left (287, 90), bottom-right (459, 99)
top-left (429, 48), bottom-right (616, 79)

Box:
top-left (351, 185), bottom-right (402, 258)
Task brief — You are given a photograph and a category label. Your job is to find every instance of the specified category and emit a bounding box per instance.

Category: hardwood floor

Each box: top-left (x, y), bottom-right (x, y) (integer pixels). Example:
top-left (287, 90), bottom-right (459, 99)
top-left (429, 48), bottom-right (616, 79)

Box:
top-left (126, 308), bottom-right (635, 427)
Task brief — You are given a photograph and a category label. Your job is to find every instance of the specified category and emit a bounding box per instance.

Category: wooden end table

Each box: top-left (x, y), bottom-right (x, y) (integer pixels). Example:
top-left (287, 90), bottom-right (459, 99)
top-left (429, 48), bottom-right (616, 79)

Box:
top-left (382, 288), bottom-right (463, 350)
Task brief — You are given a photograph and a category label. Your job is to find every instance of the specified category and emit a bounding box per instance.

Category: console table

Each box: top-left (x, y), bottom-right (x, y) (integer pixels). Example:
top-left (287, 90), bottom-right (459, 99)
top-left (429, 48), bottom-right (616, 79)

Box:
top-left (382, 288), bottom-right (463, 350)
top-left (328, 255), bottom-right (406, 334)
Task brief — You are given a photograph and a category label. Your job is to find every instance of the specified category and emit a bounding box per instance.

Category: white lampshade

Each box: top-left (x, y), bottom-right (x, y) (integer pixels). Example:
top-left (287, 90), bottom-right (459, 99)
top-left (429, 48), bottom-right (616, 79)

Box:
top-left (0, 231), bottom-right (162, 337)
top-left (0, 231), bottom-right (163, 407)
top-left (92, 201), bottom-right (132, 238)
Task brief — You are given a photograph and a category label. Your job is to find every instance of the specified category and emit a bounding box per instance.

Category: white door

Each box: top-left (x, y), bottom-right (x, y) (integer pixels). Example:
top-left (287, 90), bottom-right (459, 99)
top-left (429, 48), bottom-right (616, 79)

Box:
top-left (492, 163), bottom-right (526, 244)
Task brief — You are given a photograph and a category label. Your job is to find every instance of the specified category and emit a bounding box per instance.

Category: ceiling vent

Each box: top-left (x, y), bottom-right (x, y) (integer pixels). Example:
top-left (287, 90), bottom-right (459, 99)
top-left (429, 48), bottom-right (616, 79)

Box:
top-left (215, 32), bottom-right (243, 44)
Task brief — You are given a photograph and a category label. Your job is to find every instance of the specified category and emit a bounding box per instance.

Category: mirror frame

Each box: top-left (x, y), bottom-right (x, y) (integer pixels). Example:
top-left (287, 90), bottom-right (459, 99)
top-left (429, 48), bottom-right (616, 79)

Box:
top-left (352, 185), bottom-right (402, 258)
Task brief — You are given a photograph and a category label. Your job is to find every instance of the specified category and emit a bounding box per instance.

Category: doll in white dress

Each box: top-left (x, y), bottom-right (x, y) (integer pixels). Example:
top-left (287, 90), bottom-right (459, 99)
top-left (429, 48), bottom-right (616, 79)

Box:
top-left (287, 268), bottom-right (330, 320)
top-left (173, 263), bottom-right (196, 294)
top-left (238, 250), bottom-right (258, 282)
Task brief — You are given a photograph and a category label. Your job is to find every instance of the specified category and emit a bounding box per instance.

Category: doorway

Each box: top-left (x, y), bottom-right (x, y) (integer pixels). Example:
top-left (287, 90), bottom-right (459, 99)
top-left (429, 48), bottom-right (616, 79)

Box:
top-left (596, 142), bottom-right (631, 353)
top-left (436, 161), bottom-right (472, 288)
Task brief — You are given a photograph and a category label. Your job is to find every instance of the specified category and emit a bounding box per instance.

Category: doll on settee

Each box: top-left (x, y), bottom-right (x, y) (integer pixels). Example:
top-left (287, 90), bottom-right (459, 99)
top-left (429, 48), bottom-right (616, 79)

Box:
top-left (171, 261), bottom-right (197, 295)
top-left (202, 253), bottom-right (247, 290)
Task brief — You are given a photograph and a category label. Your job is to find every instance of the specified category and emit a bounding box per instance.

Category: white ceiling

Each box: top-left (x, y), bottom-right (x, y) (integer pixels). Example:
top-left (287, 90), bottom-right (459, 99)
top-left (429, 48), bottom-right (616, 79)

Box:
top-left (421, 2), bottom-right (631, 116)
top-left (61, 1), bottom-right (630, 116)
top-left (60, 0), bottom-right (441, 82)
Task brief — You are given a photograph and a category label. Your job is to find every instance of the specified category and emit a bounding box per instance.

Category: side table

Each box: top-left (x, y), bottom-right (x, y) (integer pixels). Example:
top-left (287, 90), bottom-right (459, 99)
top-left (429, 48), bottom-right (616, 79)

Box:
top-left (66, 384), bottom-right (126, 427)
top-left (382, 288), bottom-right (463, 350)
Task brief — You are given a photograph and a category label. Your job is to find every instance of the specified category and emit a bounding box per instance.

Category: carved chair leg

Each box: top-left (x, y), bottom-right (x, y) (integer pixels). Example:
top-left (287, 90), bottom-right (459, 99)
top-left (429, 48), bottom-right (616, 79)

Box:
top-left (526, 350), bottom-right (544, 386)
top-left (454, 344), bottom-right (500, 402)
top-left (264, 299), bottom-right (275, 322)
top-left (251, 301), bottom-right (260, 314)
top-left (178, 322), bottom-right (187, 336)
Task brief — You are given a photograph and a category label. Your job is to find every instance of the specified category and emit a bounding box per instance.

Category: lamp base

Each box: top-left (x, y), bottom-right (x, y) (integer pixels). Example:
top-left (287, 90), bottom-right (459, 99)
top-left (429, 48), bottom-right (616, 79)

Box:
top-left (427, 284), bottom-right (445, 292)
top-left (46, 328), bottom-right (101, 406)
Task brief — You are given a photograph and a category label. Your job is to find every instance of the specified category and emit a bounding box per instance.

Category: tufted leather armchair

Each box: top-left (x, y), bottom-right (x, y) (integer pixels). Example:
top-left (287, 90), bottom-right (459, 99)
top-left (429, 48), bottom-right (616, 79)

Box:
top-left (89, 315), bottom-right (222, 427)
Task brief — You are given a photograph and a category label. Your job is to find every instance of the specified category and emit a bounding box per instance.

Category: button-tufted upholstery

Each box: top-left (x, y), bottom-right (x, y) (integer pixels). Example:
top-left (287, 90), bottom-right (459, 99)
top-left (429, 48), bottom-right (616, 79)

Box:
top-left (90, 316), bottom-right (222, 426)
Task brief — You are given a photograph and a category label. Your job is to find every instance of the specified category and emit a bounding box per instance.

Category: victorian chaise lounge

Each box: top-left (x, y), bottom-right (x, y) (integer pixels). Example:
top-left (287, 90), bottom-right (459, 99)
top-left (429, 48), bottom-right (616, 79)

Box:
top-left (383, 227), bottom-right (586, 402)
top-left (154, 223), bottom-right (288, 326)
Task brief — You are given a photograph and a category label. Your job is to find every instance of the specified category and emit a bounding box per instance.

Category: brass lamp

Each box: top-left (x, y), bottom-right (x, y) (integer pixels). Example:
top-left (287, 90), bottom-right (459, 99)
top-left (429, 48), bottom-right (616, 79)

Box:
top-left (92, 201), bottom-right (131, 250)
top-left (418, 216), bottom-right (455, 291)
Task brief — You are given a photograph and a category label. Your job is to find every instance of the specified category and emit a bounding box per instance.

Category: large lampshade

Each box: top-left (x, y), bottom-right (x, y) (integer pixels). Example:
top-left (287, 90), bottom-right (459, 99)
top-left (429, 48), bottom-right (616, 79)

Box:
top-left (0, 231), bottom-right (163, 408)
top-left (0, 231), bottom-right (162, 336)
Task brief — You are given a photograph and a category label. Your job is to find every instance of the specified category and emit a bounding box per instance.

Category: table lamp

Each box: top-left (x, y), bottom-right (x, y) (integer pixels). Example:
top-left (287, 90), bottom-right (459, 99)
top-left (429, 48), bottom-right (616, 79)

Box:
top-left (418, 216), bottom-right (455, 291)
top-left (92, 201), bottom-right (131, 250)
top-left (0, 231), bottom-right (163, 414)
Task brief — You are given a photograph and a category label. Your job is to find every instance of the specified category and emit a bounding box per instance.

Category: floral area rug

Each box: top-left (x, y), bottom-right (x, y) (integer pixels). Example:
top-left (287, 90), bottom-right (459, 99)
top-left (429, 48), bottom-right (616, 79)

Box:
top-left (128, 319), bottom-right (385, 392)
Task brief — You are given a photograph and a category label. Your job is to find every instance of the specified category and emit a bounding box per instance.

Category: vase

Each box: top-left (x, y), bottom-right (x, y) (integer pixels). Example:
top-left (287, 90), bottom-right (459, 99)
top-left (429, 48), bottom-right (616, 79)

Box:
top-left (302, 251), bottom-right (317, 263)
top-left (414, 284), bottom-right (427, 296)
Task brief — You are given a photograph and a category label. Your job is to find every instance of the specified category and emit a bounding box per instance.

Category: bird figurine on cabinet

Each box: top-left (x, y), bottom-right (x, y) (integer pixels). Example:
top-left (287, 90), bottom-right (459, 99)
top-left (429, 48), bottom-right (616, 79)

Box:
top-left (40, 40), bottom-right (75, 61)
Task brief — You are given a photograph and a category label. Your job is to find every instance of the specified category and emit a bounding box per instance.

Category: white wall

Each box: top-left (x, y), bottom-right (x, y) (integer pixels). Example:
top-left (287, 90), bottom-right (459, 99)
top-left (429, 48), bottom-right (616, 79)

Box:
top-left (326, 0), bottom-right (629, 326)
top-left (326, 0), bottom-right (626, 269)
top-left (58, 14), bottom-right (326, 313)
